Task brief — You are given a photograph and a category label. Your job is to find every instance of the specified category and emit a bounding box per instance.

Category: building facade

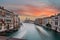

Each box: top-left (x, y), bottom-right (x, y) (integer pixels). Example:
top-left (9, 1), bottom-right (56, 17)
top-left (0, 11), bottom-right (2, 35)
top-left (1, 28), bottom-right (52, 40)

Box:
top-left (0, 6), bottom-right (20, 32)
top-left (34, 13), bottom-right (60, 32)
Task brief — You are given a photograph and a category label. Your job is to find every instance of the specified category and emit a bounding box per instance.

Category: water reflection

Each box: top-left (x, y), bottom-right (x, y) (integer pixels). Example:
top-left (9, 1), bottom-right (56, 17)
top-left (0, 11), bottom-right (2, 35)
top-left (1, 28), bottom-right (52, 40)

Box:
top-left (6, 23), bottom-right (60, 40)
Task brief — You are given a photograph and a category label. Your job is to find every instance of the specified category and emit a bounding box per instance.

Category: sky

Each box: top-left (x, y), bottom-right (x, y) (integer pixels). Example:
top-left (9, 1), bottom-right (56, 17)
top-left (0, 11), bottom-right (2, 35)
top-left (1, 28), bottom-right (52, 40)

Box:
top-left (0, 0), bottom-right (60, 17)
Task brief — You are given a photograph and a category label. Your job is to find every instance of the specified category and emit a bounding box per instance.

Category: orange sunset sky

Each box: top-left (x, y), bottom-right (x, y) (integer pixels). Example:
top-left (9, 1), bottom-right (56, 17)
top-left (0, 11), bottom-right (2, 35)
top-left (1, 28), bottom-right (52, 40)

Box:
top-left (15, 5), bottom-right (60, 17)
top-left (0, 0), bottom-right (60, 18)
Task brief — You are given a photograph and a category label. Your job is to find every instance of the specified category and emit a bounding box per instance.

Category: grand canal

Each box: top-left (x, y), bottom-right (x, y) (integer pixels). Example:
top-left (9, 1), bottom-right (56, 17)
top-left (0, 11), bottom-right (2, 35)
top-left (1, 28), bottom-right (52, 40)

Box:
top-left (7, 23), bottom-right (60, 40)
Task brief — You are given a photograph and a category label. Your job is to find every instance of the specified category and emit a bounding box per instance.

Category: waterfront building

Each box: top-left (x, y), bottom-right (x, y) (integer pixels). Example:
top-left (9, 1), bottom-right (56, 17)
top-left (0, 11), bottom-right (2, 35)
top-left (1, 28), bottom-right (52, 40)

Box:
top-left (50, 14), bottom-right (60, 32)
top-left (13, 14), bottom-right (20, 30)
top-left (34, 18), bottom-right (42, 26)
top-left (42, 17), bottom-right (52, 28)
top-left (0, 6), bottom-right (20, 32)
top-left (36, 13), bottom-right (60, 32)
top-left (56, 14), bottom-right (60, 32)
top-left (42, 17), bottom-right (48, 26)
top-left (40, 15), bottom-right (58, 31)
top-left (50, 15), bottom-right (58, 31)
top-left (34, 13), bottom-right (60, 32)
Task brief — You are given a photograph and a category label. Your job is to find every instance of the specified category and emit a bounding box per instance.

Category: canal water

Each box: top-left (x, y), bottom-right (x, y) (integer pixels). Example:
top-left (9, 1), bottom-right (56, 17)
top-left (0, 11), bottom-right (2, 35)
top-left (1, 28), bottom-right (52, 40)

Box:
top-left (7, 23), bottom-right (60, 40)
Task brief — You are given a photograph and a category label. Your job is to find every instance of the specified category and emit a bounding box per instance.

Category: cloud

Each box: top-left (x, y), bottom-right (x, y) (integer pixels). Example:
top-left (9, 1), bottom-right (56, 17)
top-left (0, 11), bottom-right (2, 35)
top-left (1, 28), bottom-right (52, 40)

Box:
top-left (10, 5), bottom-right (60, 17)
top-left (1, 0), bottom-right (60, 17)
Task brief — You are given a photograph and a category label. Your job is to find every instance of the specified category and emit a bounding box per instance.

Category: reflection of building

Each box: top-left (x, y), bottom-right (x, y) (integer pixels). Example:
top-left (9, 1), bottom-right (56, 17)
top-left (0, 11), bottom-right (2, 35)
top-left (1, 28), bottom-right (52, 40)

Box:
top-left (0, 6), bottom-right (20, 32)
